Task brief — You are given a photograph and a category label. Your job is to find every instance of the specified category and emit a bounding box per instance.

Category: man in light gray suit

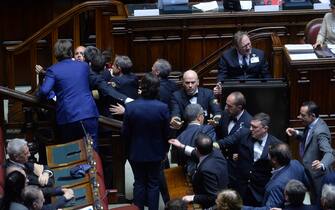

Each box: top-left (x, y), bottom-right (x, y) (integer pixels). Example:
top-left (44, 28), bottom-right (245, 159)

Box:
top-left (286, 101), bottom-right (334, 204)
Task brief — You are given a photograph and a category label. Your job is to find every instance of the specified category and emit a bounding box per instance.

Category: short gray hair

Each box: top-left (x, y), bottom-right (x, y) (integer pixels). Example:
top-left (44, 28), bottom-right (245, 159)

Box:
top-left (153, 59), bottom-right (171, 79)
top-left (114, 55), bottom-right (133, 74)
top-left (184, 104), bottom-right (204, 123)
top-left (54, 39), bottom-right (72, 61)
top-left (322, 184), bottom-right (335, 209)
top-left (6, 138), bottom-right (27, 156)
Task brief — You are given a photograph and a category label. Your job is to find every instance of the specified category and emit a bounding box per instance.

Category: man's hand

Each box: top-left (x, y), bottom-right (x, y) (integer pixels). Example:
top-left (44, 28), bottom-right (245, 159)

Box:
top-left (33, 163), bottom-right (44, 176)
top-left (169, 139), bottom-right (184, 149)
top-left (311, 160), bottom-right (324, 171)
top-left (213, 142), bottom-right (220, 149)
top-left (313, 41), bottom-right (322, 49)
top-left (170, 117), bottom-right (184, 130)
top-left (286, 128), bottom-right (297, 137)
top-left (232, 153), bottom-right (239, 161)
top-left (35, 65), bottom-right (46, 75)
top-left (62, 188), bottom-right (75, 200)
top-left (109, 103), bottom-right (125, 115)
top-left (208, 115), bottom-right (221, 126)
top-left (38, 172), bottom-right (50, 186)
top-left (213, 82), bottom-right (223, 96)
top-left (182, 195), bottom-right (195, 203)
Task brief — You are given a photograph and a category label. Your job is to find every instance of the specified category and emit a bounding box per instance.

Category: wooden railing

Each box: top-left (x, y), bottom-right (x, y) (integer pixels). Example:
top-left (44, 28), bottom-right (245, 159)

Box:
top-left (0, 86), bottom-right (122, 131)
top-left (4, 0), bottom-right (126, 90)
top-left (191, 26), bottom-right (288, 84)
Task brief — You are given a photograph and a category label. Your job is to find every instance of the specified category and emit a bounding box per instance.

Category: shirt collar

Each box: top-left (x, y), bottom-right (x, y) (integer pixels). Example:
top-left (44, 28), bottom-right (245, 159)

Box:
top-left (236, 110), bottom-right (244, 121)
top-left (9, 159), bottom-right (26, 169)
top-left (309, 118), bottom-right (319, 129)
top-left (271, 165), bottom-right (285, 175)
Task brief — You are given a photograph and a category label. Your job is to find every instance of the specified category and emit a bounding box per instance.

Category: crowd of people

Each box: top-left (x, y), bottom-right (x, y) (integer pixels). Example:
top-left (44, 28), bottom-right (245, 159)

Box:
top-left (2, 22), bottom-right (335, 210)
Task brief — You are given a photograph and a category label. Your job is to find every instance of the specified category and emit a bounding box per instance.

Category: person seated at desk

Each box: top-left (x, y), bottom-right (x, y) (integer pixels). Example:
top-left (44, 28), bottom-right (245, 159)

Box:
top-left (217, 31), bottom-right (272, 81)
top-left (314, 0), bottom-right (335, 48)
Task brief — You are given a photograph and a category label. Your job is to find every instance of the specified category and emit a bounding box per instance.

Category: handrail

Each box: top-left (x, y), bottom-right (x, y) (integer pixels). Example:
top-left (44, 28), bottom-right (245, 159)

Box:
top-left (6, 0), bottom-right (126, 54)
top-left (192, 26), bottom-right (288, 79)
top-left (5, 0), bottom-right (126, 90)
top-left (0, 86), bottom-right (122, 128)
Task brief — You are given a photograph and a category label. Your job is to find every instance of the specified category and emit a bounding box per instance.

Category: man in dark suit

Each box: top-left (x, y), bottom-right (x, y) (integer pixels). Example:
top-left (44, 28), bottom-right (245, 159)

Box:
top-left (170, 70), bottom-right (221, 130)
top-left (169, 133), bottom-right (229, 209)
top-left (286, 101), bottom-right (334, 204)
top-left (243, 143), bottom-right (309, 210)
top-left (122, 73), bottom-right (170, 210)
top-left (152, 58), bottom-right (178, 107)
top-left (217, 31), bottom-right (271, 81)
top-left (215, 113), bottom-right (281, 206)
top-left (37, 40), bottom-right (100, 149)
top-left (216, 91), bottom-right (252, 188)
top-left (176, 103), bottom-right (216, 175)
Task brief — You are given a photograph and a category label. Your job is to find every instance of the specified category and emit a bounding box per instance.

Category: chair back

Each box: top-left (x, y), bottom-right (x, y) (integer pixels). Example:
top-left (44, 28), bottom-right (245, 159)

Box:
top-left (305, 18), bottom-right (323, 44)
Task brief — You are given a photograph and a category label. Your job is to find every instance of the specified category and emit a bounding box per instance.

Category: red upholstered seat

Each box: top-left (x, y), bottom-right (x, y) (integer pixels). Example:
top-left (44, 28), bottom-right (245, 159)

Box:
top-left (304, 18), bottom-right (323, 44)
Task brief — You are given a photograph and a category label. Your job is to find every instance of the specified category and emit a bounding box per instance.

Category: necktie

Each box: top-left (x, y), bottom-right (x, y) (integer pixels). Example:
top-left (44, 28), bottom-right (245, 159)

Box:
top-left (299, 126), bottom-right (310, 157)
top-left (229, 116), bottom-right (237, 123)
top-left (187, 92), bottom-right (198, 100)
top-left (253, 138), bottom-right (263, 145)
top-left (242, 55), bottom-right (248, 68)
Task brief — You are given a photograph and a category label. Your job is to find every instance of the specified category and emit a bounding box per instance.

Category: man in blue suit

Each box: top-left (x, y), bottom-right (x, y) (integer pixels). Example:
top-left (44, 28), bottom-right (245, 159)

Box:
top-left (217, 31), bottom-right (271, 81)
top-left (170, 70), bottom-right (221, 130)
top-left (215, 113), bottom-right (281, 206)
top-left (37, 40), bottom-right (100, 149)
top-left (176, 103), bottom-right (216, 175)
top-left (122, 73), bottom-right (170, 210)
top-left (243, 143), bottom-right (309, 210)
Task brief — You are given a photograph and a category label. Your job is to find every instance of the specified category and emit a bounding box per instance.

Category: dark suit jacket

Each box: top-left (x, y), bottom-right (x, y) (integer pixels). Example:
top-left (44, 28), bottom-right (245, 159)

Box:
top-left (170, 87), bottom-right (221, 122)
top-left (177, 123), bottom-right (216, 174)
top-left (218, 48), bottom-right (271, 81)
top-left (37, 59), bottom-right (99, 124)
top-left (243, 160), bottom-right (309, 210)
top-left (122, 98), bottom-right (170, 162)
top-left (110, 73), bottom-right (139, 100)
top-left (159, 78), bottom-right (178, 107)
top-left (283, 204), bottom-right (319, 210)
top-left (89, 69), bottom-right (128, 103)
top-left (191, 149), bottom-right (229, 208)
top-left (217, 128), bottom-right (281, 203)
top-left (296, 118), bottom-right (334, 197)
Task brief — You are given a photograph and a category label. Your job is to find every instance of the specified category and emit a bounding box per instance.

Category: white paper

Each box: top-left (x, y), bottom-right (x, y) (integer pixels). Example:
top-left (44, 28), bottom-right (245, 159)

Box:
top-left (313, 3), bottom-right (330, 10)
top-left (77, 206), bottom-right (94, 210)
top-left (289, 53), bottom-right (318, 60)
top-left (327, 44), bottom-right (335, 49)
top-left (285, 44), bottom-right (314, 53)
top-left (193, 1), bottom-right (218, 11)
top-left (330, 48), bottom-right (335, 54)
top-left (240, 0), bottom-right (252, 10)
top-left (319, 0), bottom-right (330, 4)
top-left (134, 9), bottom-right (160, 16)
top-left (254, 5), bottom-right (279, 12)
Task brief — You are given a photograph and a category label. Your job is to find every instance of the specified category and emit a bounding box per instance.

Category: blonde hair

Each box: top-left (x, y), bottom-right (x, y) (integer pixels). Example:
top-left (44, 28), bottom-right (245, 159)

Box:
top-left (216, 189), bottom-right (242, 210)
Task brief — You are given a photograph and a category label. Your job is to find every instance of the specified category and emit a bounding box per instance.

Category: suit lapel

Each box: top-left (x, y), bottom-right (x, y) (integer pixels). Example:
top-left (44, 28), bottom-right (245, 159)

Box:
top-left (197, 88), bottom-right (204, 108)
top-left (304, 125), bottom-right (315, 151)
top-left (181, 91), bottom-right (190, 107)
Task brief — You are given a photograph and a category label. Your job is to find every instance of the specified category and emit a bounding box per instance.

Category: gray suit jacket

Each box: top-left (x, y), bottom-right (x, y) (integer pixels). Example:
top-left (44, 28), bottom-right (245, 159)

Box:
top-left (297, 118), bottom-right (334, 195)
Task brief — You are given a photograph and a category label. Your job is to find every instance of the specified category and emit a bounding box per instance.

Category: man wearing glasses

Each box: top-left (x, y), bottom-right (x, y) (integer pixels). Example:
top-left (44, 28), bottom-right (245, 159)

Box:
top-left (217, 31), bottom-right (271, 81)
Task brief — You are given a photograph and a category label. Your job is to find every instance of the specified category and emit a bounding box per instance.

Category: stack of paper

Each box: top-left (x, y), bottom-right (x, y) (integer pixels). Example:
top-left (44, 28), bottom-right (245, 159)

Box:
top-left (193, 1), bottom-right (218, 11)
top-left (285, 44), bottom-right (314, 54)
top-left (289, 53), bottom-right (318, 60)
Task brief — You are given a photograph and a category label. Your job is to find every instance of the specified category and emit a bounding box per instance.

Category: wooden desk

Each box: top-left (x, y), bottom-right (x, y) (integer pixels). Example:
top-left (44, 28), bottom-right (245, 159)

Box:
top-left (283, 47), bottom-right (335, 120)
top-left (111, 4), bottom-right (327, 74)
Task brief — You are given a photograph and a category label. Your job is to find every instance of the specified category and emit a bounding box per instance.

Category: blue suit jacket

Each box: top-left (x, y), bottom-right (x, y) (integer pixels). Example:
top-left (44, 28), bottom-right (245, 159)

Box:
top-left (218, 48), bottom-right (271, 81)
top-left (37, 59), bottom-right (99, 124)
top-left (122, 98), bottom-right (170, 162)
top-left (218, 128), bottom-right (281, 203)
top-left (170, 87), bottom-right (221, 122)
top-left (243, 160), bottom-right (309, 210)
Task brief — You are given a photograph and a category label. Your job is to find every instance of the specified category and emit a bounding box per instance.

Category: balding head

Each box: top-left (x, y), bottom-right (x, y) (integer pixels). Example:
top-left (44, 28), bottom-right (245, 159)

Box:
top-left (183, 70), bottom-right (199, 96)
top-left (74, 46), bottom-right (86, 61)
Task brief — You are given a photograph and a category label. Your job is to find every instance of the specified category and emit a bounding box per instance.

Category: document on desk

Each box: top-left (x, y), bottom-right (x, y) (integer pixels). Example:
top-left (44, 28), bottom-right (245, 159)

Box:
top-left (285, 44), bottom-right (314, 54)
top-left (289, 53), bottom-right (318, 60)
top-left (193, 1), bottom-right (218, 11)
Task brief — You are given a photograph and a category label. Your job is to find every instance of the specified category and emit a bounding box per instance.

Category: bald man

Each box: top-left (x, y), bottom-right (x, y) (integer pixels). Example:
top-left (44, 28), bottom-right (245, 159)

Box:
top-left (170, 70), bottom-right (221, 130)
